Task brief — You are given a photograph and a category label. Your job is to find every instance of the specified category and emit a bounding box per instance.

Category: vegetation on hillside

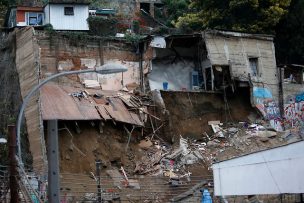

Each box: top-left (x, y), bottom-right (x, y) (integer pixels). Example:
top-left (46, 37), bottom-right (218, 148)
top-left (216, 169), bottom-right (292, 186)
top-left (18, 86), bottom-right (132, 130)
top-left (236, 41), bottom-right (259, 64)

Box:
top-left (171, 0), bottom-right (291, 33)
top-left (275, 0), bottom-right (304, 64)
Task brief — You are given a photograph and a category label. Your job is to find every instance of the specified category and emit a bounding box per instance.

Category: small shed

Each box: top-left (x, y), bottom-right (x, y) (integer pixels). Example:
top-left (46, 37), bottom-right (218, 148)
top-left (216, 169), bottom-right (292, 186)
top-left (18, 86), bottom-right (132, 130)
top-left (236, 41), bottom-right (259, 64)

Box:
top-left (44, 0), bottom-right (90, 30)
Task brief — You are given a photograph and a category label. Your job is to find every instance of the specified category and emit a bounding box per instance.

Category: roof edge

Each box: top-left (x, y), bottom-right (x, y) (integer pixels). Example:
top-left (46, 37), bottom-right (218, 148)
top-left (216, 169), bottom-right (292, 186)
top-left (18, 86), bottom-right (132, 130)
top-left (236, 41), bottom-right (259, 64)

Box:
top-left (204, 29), bottom-right (274, 41)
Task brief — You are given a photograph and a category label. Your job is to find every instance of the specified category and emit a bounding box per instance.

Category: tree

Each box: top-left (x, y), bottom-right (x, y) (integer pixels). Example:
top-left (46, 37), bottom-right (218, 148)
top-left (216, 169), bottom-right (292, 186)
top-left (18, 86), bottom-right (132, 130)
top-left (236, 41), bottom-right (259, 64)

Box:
top-left (162, 0), bottom-right (190, 27)
top-left (175, 0), bottom-right (291, 34)
top-left (275, 0), bottom-right (304, 64)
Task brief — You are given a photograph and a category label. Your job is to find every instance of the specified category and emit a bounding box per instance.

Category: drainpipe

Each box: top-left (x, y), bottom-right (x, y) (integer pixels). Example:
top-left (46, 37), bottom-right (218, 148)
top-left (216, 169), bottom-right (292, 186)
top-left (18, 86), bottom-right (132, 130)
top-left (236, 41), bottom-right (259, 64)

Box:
top-left (278, 66), bottom-right (284, 119)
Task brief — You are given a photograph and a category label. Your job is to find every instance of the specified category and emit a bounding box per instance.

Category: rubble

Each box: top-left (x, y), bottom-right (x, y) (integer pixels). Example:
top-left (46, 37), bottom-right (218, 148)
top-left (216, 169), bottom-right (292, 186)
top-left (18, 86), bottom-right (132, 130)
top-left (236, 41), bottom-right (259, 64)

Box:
top-left (132, 118), bottom-right (302, 183)
top-left (134, 136), bottom-right (206, 178)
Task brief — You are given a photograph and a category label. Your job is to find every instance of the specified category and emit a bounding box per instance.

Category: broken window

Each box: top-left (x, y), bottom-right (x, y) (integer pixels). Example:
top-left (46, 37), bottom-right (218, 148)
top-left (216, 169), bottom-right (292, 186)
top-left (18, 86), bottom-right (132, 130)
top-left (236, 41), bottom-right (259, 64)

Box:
top-left (64, 7), bottom-right (74, 16)
top-left (213, 66), bottom-right (232, 91)
top-left (26, 12), bottom-right (43, 25)
top-left (249, 57), bottom-right (259, 76)
top-left (283, 65), bottom-right (304, 84)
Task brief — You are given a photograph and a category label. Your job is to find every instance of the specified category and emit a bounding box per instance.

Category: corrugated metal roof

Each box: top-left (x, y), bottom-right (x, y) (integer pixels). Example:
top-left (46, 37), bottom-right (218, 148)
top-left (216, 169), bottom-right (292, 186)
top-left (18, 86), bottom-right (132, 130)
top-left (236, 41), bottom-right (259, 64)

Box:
top-left (41, 84), bottom-right (144, 126)
top-left (96, 9), bottom-right (116, 15)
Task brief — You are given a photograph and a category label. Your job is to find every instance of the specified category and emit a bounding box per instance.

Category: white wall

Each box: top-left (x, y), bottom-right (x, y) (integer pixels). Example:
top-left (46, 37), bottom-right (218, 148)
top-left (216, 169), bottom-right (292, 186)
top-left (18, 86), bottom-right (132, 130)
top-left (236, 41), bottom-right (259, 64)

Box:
top-left (48, 4), bottom-right (89, 30)
top-left (149, 59), bottom-right (195, 91)
top-left (213, 141), bottom-right (304, 196)
top-left (44, 4), bottom-right (50, 25)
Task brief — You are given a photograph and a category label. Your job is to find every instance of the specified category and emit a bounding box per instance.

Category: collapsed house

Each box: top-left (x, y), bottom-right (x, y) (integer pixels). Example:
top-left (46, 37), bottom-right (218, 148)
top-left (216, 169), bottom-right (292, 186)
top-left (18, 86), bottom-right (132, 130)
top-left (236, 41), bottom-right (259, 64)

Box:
top-left (2, 23), bottom-right (303, 202)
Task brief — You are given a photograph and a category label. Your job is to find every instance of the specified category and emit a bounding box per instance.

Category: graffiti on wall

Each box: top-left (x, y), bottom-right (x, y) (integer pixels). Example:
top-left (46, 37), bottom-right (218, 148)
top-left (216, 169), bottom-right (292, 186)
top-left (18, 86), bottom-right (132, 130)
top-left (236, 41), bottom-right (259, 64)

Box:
top-left (253, 87), bottom-right (280, 120)
top-left (284, 92), bottom-right (304, 127)
top-left (253, 87), bottom-right (282, 131)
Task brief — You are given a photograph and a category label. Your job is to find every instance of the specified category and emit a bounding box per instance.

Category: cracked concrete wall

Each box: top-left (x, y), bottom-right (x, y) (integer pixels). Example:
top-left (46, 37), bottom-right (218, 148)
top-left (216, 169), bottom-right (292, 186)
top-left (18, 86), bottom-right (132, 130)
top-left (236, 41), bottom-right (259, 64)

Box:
top-left (204, 33), bottom-right (279, 103)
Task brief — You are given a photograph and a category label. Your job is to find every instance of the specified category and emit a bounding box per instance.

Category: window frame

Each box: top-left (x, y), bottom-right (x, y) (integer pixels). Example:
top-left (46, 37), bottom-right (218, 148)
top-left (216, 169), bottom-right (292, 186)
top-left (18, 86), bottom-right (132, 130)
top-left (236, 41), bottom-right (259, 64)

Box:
top-left (26, 12), bottom-right (44, 26)
top-left (64, 7), bottom-right (74, 16)
top-left (248, 57), bottom-right (259, 77)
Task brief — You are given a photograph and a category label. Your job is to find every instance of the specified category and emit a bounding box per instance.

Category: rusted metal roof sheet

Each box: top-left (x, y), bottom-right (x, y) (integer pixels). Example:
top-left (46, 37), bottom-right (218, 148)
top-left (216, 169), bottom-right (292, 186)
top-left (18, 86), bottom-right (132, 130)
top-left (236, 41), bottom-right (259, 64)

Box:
top-left (41, 85), bottom-right (100, 120)
top-left (104, 98), bottom-right (143, 126)
top-left (41, 84), bottom-right (143, 126)
top-left (96, 105), bottom-right (111, 120)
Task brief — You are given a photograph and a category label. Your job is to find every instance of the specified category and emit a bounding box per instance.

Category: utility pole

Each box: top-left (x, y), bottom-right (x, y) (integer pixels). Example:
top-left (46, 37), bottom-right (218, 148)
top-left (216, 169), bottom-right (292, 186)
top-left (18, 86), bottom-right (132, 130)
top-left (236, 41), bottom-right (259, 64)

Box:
top-left (8, 125), bottom-right (18, 203)
top-left (47, 120), bottom-right (60, 203)
top-left (96, 160), bottom-right (102, 203)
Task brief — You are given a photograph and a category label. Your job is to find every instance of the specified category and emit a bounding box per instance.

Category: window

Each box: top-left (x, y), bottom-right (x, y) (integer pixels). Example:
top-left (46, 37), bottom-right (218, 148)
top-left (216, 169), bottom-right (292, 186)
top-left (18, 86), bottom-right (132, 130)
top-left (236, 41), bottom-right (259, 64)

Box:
top-left (249, 57), bottom-right (259, 76)
top-left (26, 12), bottom-right (44, 26)
top-left (64, 7), bottom-right (74, 15)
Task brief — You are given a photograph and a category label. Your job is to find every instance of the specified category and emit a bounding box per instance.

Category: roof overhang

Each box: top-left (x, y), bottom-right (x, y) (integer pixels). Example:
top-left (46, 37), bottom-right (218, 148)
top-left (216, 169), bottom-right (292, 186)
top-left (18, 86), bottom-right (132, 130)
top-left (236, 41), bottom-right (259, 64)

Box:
top-left (204, 29), bottom-right (274, 41)
top-left (17, 6), bottom-right (44, 12)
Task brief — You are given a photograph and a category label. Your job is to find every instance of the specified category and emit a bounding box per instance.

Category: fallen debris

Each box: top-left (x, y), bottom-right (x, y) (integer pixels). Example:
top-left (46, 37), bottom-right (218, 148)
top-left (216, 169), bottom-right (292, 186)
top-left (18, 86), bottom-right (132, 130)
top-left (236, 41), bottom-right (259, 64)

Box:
top-left (138, 138), bottom-right (153, 149)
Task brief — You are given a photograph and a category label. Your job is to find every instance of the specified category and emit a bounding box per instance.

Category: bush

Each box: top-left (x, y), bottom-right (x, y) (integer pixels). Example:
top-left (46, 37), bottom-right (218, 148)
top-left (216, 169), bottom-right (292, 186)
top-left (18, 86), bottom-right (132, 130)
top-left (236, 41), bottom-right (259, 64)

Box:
top-left (87, 16), bottom-right (118, 36)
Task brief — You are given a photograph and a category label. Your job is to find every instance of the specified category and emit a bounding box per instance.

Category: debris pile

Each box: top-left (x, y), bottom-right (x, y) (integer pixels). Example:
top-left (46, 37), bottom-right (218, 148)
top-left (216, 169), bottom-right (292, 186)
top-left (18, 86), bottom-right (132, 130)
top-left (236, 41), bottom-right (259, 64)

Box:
top-left (133, 119), bottom-right (302, 181)
top-left (134, 136), bottom-right (205, 180)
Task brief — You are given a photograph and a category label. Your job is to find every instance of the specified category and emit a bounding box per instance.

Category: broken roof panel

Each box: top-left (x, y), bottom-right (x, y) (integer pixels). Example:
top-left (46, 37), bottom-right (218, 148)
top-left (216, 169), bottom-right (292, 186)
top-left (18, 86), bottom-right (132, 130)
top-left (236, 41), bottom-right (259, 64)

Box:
top-left (104, 98), bottom-right (143, 126)
top-left (41, 84), bottom-right (143, 126)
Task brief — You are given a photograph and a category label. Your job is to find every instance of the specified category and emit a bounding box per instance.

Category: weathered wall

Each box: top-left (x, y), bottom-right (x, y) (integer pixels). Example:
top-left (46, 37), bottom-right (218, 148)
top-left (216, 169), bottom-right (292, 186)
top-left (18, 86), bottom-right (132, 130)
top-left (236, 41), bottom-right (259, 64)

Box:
top-left (16, 27), bottom-right (46, 173)
top-left (204, 33), bottom-right (279, 103)
top-left (149, 59), bottom-right (195, 91)
top-left (149, 44), bottom-right (199, 91)
top-left (283, 84), bottom-right (304, 128)
top-left (100, 0), bottom-right (161, 17)
top-left (36, 32), bottom-right (151, 90)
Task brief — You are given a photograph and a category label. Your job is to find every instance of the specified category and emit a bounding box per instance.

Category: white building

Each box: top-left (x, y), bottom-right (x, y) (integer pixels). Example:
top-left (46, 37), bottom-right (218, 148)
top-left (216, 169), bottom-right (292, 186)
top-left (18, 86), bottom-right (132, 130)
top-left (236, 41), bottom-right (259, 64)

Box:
top-left (44, 0), bottom-right (89, 30)
top-left (213, 141), bottom-right (304, 196)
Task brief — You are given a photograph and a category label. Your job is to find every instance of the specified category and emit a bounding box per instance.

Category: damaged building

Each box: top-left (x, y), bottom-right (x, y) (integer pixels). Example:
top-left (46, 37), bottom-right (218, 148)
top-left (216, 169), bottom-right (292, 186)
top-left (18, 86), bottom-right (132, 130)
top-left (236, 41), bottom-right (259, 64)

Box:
top-left (1, 18), bottom-right (304, 201)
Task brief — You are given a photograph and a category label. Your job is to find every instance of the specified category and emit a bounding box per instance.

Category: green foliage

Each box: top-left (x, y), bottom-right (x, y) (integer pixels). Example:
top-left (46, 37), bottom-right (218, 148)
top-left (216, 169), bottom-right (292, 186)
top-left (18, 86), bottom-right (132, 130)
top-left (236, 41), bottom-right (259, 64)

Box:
top-left (175, 0), bottom-right (291, 33)
top-left (87, 16), bottom-right (118, 36)
top-left (275, 0), bottom-right (304, 64)
top-left (44, 23), bottom-right (54, 33)
top-left (63, 32), bottom-right (91, 46)
top-left (132, 20), bottom-right (139, 34)
top-left (125, 33), bottom-right (143, 44)
top-left (89, 0), bottom-right (119, 10)
top-left (162, 0), bottom-right (190, 27)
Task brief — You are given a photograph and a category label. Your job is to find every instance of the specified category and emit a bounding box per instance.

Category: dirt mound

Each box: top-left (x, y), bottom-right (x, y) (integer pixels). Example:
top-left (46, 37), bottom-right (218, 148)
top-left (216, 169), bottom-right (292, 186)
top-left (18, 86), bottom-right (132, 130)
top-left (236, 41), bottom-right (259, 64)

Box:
top-left (58, 121), bottom-right (145, 174)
